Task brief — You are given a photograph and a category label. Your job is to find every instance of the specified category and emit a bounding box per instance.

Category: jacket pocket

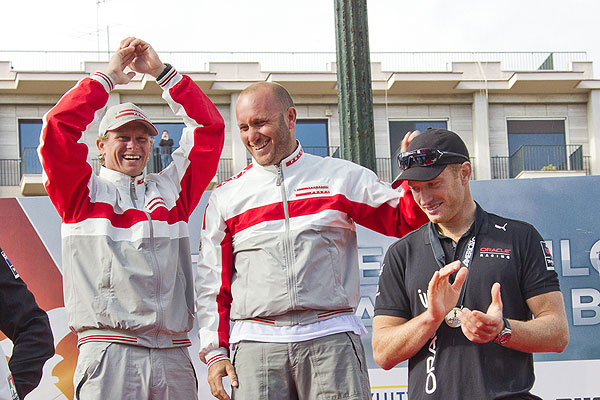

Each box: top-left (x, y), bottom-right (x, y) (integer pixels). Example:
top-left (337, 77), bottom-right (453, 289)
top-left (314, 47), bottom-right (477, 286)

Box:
top-left (231, 236), bottom-right (289, 318)
top-left (293, 228), bottom-right (350, 309)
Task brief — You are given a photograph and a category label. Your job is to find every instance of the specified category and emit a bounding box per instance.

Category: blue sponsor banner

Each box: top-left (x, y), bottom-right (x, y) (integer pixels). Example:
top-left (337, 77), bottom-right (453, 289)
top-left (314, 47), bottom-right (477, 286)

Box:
top-left (470, 176), bottom-right (600, 362)
top-left (351, 175), bottom-right (600, 369)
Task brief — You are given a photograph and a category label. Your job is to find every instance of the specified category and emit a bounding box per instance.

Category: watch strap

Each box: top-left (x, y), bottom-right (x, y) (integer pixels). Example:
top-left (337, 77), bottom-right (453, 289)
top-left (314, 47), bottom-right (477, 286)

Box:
top-left (156, 63), bottom-right (173, 81)
top-left (494, 317), bottom-right (512, 345)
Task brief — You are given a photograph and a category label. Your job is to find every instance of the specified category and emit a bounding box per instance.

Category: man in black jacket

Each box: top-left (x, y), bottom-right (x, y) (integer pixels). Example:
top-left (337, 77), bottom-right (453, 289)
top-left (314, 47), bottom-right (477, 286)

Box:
top-left (0, 247), bottom-right (54, 399)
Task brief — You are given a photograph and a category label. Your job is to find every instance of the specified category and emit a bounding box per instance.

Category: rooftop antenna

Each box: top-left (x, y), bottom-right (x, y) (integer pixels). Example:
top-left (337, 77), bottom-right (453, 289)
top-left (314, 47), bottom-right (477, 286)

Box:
top-left (96, 0), bottom-right (107, 59)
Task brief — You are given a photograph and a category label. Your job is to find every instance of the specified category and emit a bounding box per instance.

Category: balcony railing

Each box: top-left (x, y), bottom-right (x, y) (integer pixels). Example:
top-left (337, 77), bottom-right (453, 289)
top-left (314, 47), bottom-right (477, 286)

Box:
top-left (300, 146), bottom-right (393, 182)
top-left (216, 158), bottom-right (233, 183)
top-left (491, 145), bottom-right (590, 179)
top-left (302, 146), bottom-right (341, 158)
top-left (376, 158), bottom-right (392, 183)
top-left (11, 145), bottom-right (590, 189)
top-left (0, 159), bottom-right (21, 186)
top-left (0, 51), bottom-right (587, 73)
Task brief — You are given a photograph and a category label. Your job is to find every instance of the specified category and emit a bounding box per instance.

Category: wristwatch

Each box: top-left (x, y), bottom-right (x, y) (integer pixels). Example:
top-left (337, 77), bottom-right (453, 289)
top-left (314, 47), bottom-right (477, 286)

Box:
top-left (156, 63), bottom-right (173, 80)
top-left (494, 317), bottom-right (512, 345)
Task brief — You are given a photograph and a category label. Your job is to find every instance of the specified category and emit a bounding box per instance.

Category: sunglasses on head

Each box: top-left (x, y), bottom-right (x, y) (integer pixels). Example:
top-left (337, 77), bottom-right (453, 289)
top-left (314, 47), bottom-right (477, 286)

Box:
top-left (397, 148), bottom-right (468, 171)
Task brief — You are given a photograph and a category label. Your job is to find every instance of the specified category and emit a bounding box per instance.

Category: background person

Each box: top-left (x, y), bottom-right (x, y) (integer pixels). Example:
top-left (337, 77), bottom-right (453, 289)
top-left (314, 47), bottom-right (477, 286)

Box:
top-left (372, 128), bottom-right (569, 399)
top-left (159, 130), bottom-right (174, 168)
top-left (0, 247), bottom-right (54, 400)
top-left (38, 37), bottom-right (224, 399)
top-left (196, 82), bottom-right (428, 400)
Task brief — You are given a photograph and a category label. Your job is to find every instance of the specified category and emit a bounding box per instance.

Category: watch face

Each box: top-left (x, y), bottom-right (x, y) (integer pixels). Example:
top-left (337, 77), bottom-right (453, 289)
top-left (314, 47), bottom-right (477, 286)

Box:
top-left (497, 332), bottom-right (511, 345)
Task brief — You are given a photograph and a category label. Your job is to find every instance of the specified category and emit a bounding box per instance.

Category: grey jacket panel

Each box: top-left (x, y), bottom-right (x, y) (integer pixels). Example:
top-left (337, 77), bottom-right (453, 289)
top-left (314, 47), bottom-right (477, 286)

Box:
top-left (230, 225), bottom-right (359, 321)
top-left (63, 234), bottom-right (195, 338)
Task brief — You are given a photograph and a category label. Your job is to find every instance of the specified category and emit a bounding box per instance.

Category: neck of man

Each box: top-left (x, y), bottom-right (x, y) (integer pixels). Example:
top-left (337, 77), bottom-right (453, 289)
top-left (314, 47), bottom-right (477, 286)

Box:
top-left (436, 199), bottom-right (477, 243)
top-left (274, 140), bottom-right (299, 166)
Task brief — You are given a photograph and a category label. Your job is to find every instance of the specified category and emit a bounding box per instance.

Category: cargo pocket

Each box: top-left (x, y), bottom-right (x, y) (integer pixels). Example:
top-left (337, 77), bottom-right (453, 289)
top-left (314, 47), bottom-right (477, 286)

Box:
top-left (74, 342), bottom-right (112, 400)
top-left (231, 342), bottom-right (239, 367)
top-left (345, 332), bottom-right (368, 377)
top-left (344, 332), bottom-right (371, 399)
top-left (178, 347), bottom-right (198, 389)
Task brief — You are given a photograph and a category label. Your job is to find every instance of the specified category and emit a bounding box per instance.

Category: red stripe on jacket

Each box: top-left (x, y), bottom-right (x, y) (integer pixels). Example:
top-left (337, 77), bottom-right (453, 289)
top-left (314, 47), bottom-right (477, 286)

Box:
top-left (169, 76), bottom-right (225, 218)
top-left (225, 192), bottom-right (426, 239)
top-left (40, 75), bottom-right (225, 226)
top-left (217, 230), bottom-right (234, 352)
top-left (40, 78), bottom-right (105, 223)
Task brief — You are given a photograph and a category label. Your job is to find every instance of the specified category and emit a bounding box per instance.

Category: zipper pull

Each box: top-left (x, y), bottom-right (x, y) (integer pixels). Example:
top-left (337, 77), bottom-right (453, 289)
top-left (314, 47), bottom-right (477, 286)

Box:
top-left (276, 165), bottom-right (283, 186)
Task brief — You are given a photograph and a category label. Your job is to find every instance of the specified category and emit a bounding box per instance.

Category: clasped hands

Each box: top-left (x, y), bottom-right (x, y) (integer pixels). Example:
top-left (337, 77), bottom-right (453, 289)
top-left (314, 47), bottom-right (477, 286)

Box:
top-left (104, 37), bottom-right (164, 85)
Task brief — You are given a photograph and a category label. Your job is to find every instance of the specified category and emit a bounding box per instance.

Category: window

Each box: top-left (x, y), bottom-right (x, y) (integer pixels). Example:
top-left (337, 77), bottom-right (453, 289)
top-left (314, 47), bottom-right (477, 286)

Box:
top-left (507, 119), bottom-right (570, 177)
top-left (295, 120), bottom-right (333, 157)
top-left (389, 120), bottom-right (448, 157)
top-left (388, 120), bottom-right (448, 182)
top-left (151, 122), bottom-right (185, 172)
top-left (152, 123), bottom-right (185, 151)
top-left (19, 120), bottom-right (43, 174)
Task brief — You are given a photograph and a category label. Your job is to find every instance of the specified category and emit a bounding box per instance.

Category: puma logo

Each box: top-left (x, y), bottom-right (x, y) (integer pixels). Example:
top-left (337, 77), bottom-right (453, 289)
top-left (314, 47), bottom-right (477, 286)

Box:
top-left (495, 223), bottom-right (507, 231)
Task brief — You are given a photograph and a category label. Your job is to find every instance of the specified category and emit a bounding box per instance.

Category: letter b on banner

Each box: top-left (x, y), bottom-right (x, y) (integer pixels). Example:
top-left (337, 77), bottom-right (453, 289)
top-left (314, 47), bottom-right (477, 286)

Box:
top-left (572, 288), bottom-right (600, 325)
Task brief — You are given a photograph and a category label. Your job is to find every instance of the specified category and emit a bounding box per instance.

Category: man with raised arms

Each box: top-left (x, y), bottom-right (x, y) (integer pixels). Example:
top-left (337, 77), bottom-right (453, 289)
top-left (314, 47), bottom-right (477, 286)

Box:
top-left (39, 37), bottom-right (224, 399)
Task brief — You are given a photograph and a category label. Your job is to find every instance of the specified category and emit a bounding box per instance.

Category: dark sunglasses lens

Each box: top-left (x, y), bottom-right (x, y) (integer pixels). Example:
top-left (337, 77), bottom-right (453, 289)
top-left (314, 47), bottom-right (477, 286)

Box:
top-left (422, 153), bottom-right (438, 166)
top-left (398, 155), bottom-right (411, 170)
top-left (398, 150), bottom-right (438, 170)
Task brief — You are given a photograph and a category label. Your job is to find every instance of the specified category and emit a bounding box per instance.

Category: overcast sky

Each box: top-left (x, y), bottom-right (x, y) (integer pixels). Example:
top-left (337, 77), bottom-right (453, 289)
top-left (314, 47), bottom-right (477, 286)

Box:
top-left (4, 0), bottom-right (600, 76)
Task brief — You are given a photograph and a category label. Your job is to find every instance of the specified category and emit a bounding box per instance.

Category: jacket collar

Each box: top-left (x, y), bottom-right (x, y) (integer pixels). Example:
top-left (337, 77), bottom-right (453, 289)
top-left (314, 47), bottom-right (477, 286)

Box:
top-left (252, 141), bottom-right (304, 173)
top-left (99, 166), bottom-right (146, 188)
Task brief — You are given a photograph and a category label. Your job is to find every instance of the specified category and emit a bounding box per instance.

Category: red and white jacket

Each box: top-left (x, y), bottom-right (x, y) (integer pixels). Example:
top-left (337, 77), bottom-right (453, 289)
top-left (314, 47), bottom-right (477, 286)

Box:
top-left (39, 69), bottom-right (224, 348)
top-left (196, 144), bottom-right (427, 366)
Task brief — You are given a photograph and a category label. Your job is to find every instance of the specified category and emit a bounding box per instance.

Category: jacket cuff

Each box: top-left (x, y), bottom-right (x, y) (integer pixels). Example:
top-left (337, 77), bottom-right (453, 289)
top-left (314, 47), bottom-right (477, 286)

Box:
top-left (205, 348), bottom-right (230, 368)
top-left (156, 66), bottom-right (182, 90)
top-left (91, 72), bottom-right (115, 93)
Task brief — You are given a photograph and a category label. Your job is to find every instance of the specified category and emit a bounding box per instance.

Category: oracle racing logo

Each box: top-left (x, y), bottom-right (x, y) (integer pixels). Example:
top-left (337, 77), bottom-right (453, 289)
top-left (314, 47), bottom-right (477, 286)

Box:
top-left (426, 335), bottom-right (438, 394)
top-left (479, 246), bottom-right (512, 259)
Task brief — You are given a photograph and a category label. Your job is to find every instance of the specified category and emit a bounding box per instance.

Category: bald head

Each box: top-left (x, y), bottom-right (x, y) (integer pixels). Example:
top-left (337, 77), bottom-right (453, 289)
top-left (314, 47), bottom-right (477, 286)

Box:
top-left (239, 82), bottom-right (294, 115)
top-left (236, 82), bottom-right (298, 166)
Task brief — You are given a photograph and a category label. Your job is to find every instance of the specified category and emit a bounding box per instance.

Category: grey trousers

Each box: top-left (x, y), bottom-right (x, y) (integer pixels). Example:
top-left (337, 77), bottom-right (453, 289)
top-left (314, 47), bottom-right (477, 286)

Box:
top-left (231, 332), bottom-right (371, 400)
top-left (73, 342), bottom-right (197, 400)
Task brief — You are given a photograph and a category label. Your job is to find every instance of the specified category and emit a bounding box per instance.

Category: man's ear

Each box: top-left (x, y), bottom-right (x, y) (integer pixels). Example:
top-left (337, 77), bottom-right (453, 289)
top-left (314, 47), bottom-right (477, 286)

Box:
top-left (96, 137), bottom-right (105, 153)
top-left (285, 106), bottom-right (297, 131)
top-left (460, 162), bottom-right (472, 183)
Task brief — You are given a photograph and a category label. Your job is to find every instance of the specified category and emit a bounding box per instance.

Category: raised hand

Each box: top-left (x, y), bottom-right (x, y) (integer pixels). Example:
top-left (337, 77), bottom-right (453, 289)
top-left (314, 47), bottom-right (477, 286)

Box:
top-left (400, 130), bottom-right (421, 153)
top-left (103, 45), bottom-right (137, 85)
top-left (119, 37), bottom-right (164, 78)
top-left (459, 282), bottom-right (504, 343)
top-left (426, 260), bottom-right (468, 323)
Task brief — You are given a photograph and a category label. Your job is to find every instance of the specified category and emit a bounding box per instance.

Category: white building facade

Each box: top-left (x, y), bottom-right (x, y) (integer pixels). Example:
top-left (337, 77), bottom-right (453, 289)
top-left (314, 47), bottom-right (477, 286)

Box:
top-left (0, 51), bottom-right (598, 197)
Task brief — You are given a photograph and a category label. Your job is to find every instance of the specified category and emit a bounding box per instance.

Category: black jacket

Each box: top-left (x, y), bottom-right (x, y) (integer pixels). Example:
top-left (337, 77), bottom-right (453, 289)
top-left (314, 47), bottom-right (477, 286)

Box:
top-left (0, 247), bottom-right (54, 399)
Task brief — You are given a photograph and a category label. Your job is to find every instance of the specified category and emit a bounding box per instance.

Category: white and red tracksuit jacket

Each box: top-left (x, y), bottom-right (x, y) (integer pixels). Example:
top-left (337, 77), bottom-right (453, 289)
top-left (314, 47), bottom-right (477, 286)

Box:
top-left (196, 144), bottom-right (428, 366)
top-left (38, 69), bottom-right (224, 348)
